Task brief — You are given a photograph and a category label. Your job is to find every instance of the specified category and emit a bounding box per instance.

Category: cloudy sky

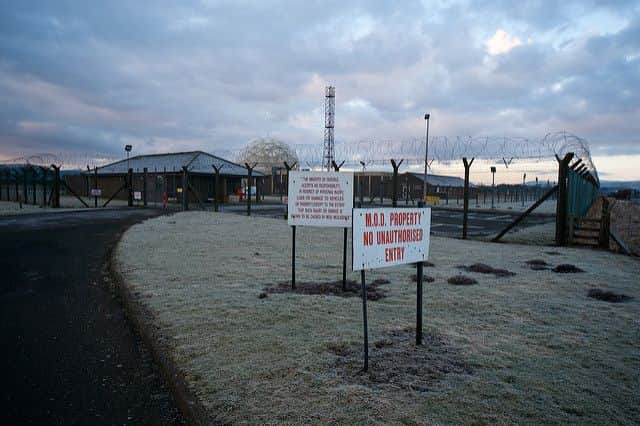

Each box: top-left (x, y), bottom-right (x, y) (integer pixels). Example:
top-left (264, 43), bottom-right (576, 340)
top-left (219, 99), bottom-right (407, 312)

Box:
top-left (1, 1), bottom-right (639, 178)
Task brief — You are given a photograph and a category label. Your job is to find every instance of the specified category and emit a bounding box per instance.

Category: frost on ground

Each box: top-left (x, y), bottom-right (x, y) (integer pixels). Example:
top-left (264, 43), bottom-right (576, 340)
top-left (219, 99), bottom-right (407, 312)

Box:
top-left (116, 212), bottom-right (640, 424)
top-left (492, 221), bottom-right (556, 245)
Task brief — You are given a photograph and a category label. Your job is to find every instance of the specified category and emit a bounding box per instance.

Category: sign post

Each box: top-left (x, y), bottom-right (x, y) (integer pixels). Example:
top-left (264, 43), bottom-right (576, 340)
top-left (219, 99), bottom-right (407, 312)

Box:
top-left (360, 269), bottom-right (368, 371)
top-left (352, 207), bottom-right (431, 370)
top-left (287, 171), bottom-right (354, 290)
top-left (331, 160), bottom-right (349, 291)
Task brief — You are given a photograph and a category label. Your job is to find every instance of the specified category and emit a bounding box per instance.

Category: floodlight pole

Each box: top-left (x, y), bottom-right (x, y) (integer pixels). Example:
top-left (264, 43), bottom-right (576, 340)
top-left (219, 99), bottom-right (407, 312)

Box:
top-left (422, 113), bottom-right (430, 202)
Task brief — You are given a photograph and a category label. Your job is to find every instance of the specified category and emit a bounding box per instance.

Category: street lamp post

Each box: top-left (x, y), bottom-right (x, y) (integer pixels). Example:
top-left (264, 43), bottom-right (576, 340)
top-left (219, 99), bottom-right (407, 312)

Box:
top-left (491, 166), bottom-right (496, 209)
top-left (422, 113), bottom-right (430, 203)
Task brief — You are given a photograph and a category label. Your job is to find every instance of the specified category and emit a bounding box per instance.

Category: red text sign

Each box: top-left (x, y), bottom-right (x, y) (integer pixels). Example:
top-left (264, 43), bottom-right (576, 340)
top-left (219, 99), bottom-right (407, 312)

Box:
top-left (352, 208), bottom-right (431, 270)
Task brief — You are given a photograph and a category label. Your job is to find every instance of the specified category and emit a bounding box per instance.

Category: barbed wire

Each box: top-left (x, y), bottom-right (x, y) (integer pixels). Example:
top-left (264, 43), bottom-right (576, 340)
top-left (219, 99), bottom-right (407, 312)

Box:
top-left (2, 152), bottom-right (120, 169)
top-left (216, 131), bottom-right (597, 179)
top-left (2, 131), bottom-right (597, 182)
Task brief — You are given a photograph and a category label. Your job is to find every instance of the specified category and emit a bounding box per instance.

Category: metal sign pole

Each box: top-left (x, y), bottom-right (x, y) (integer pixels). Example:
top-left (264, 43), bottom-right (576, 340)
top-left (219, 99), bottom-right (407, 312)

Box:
top-left (342, 228), bottom-right (347, 291)
top-left (283, 161), bottom-right (297, 220)
top-left (360, 269), bottom-right (368, 372)
top-left (291, 225), bottom-right (296, 289)
top-left (416, 261), bottom-right (423, 345)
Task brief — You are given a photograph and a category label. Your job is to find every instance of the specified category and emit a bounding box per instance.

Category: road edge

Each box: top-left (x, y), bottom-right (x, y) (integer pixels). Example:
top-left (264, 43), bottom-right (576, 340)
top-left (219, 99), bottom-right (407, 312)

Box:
top-left (108, 232), bottom-right (211, 426)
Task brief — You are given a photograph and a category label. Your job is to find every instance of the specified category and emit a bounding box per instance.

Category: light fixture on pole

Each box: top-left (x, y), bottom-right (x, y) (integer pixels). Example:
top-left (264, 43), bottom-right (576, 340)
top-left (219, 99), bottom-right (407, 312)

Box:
top-left (490, 166), bottom-right (496, 209)
top-left (125, 144), bottom-right (133, 171)
top-left (422, 113), bottom-right (430, 203)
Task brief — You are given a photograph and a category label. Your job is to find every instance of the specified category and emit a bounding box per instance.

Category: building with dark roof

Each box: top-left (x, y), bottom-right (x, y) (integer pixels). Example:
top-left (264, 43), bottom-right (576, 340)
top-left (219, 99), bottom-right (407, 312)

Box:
top-left (67, 151), bottom-right (264, 206)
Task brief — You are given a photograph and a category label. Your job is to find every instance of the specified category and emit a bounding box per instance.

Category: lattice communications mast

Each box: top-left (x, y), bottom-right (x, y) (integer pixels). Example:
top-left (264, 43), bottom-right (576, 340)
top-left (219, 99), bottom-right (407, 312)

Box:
top-left (323, 86), bottom-right (335, 171)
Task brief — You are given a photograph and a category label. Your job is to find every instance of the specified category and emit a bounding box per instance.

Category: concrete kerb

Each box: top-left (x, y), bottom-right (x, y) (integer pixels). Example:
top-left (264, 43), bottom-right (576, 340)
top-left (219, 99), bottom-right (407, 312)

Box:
top-left (108, 232), bottom-right (211, 426)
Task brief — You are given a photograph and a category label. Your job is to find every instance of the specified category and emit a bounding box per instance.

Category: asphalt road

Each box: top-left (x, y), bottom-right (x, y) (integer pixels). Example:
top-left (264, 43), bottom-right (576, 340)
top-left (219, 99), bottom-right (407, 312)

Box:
top-left (0, 209), bottom-right (184, 425)
top-left (222, 204), bottom-right (554, 237)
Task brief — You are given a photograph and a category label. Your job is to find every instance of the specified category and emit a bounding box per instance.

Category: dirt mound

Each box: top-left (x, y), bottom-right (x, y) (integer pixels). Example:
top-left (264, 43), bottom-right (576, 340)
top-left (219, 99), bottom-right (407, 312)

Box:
top-left (265, 279), bottom-right (390, 300)
top-left (327, 328), bottom-right (471, 392)
top-left (460, 263), bottom-right (515, 277)
top-left (411, 274), bottom-right (435, 283)
top-left (552, 264), bottom-right (584, 273)
top-left (526, 259), bottom-right (550, 271)
top-left (447, 275), bottom-right (477, 285)
top-left (587, 289), bottom-right (632, 303)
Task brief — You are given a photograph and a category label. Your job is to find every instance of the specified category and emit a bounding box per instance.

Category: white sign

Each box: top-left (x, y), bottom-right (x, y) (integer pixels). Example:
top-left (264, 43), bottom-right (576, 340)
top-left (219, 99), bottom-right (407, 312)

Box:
top-left (287, 171), bottom-right (353, 227)
top-left (352, 208), bottom-right (431, 271)
top-left (90, 188), bottom-right (102, 196)
top-left (134, 191), bottom-right (142, 200)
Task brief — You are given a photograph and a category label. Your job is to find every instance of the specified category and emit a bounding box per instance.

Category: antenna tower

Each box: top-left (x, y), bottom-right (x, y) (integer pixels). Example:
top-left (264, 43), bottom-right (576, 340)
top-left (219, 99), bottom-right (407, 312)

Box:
top-left (323, 86), bottom-right (335, 171)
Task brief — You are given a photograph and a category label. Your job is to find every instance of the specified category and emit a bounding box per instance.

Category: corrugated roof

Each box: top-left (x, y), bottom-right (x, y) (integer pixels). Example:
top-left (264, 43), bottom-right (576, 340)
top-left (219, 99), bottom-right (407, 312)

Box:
top-left (93, 151), bottom-right (263, 176)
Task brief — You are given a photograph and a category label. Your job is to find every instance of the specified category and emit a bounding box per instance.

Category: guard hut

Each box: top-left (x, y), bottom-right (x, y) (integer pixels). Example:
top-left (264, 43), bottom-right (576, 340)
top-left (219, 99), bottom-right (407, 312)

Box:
top-left (81, 151), bottom-right (263, 206)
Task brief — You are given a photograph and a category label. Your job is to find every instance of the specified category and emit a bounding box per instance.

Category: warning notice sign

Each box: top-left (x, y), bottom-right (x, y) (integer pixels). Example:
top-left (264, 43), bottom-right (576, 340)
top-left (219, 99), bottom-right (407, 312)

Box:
top-left (352, 208), bottom-right (431, 271)
top-left (287, 171), bottom-right (353, 227)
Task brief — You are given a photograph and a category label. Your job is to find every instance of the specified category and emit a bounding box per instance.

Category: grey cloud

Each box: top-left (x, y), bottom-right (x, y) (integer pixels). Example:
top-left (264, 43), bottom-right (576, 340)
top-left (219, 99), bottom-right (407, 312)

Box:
top-left (0, 0), bottom-right (638, 161)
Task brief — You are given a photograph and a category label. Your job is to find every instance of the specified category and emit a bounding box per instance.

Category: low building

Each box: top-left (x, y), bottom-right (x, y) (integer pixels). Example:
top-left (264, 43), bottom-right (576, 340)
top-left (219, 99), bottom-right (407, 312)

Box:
top-left (73, 151), bottom-right (264, 205)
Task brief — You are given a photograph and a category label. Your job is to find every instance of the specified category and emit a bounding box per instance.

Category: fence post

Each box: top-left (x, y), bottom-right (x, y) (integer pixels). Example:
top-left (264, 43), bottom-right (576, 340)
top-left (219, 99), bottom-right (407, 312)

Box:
top-left (30, 167), bottom-right (36, 205)
top-left (51, 165), bottom-right (61, 207)
top-left (22, 167), bottom-right (28, 204)
top-left (1, 170), bottom-right (5, 201)
top-left (128, 168), bottom-right (134, 207)
top-left (14, 170), bottom-right (19, 202)
top-left (40, 167), bottom-right (47, 207)
top-left (0, 169), bottom-right (5, 201)
top-left (256, 176), bottom-right (261, 204)
top-left (143, 167), bottom-right (148, 207)
top-left (462, 157), bottom-right (474, 239)
top-left (245, 163), bottom-right (257, 216)
top-left (212, 164), bottom-right (224, 212)
top-left (181, 166), bottom-right (188, 211)
top-left (390, 159), bottom-right (403, 207)
top-left (555, 153), bottom-right (574, 246)
top-left (94, 167), bottom-right (99, 208)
